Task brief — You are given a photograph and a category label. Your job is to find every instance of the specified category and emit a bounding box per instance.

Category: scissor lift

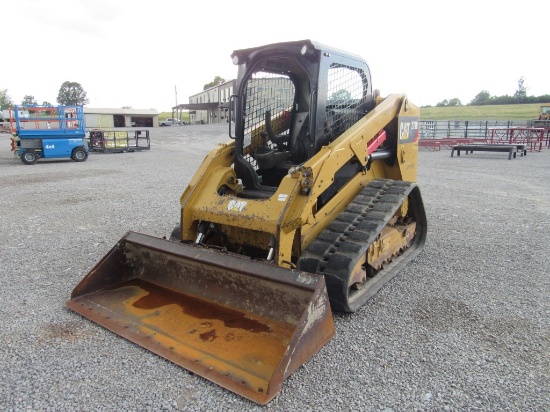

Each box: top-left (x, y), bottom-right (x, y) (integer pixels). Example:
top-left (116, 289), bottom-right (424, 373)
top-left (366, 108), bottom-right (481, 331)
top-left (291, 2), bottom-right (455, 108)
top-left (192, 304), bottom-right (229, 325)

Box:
top-left (10, 105), bottom-right (88, 165)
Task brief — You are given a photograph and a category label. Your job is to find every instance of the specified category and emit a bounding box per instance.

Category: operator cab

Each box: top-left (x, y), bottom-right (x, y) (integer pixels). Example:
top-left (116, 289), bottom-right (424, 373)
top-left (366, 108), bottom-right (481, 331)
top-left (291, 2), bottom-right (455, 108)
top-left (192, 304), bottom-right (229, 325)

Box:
top-left (230, 40), bottom-right (375, 193)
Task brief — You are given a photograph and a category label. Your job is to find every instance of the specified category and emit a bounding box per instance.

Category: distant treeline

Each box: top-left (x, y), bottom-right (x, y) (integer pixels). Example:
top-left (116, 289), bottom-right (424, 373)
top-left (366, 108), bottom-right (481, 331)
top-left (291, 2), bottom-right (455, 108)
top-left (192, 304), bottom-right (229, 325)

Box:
top-left (429, 88), bottom-right (550, 108)
top-left (468, 92), bottom-right (550, 106)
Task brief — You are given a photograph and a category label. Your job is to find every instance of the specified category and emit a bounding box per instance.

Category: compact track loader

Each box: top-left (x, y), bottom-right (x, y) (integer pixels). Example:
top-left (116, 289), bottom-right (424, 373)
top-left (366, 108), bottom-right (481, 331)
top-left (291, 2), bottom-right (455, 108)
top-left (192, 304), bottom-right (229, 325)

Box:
top-left (67, 40), bottom-right (427, 404)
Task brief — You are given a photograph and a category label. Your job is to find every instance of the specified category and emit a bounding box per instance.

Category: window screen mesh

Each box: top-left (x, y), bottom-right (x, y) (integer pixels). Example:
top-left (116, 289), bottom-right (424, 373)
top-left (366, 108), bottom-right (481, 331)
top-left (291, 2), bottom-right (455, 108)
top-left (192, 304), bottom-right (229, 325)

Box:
top-left (243, 72), bottom-right (295, 170)
top-left (326, 64), bottom-right (366, 139)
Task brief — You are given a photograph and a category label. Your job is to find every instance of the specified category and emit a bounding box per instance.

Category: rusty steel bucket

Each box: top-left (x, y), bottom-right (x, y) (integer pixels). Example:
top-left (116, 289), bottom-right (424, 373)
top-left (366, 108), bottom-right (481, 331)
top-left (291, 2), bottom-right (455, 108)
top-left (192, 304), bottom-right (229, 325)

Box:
top-left (66, 231), bottom-right (335, 404)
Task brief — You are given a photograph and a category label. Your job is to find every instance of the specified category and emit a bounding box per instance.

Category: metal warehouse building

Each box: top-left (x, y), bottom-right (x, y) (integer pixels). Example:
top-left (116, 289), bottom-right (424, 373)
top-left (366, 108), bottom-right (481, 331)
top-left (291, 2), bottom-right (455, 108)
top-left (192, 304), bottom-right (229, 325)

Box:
top-left (174, 80), bottom-right (236, 125)
top-left (84, 108), bottom-right (159, 129)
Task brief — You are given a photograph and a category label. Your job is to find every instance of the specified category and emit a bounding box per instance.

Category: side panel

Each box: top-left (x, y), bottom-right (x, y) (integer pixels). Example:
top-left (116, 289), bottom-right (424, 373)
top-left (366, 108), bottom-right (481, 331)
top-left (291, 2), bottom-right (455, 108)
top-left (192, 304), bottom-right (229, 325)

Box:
top-left (292, 95), bottom-right (407, 252)
top-left (20, 139), bottom-right (42, 149)
top-left (42, 138), bottom-right (86, 159)
top-left (397, 104), bottom-right (420, 182)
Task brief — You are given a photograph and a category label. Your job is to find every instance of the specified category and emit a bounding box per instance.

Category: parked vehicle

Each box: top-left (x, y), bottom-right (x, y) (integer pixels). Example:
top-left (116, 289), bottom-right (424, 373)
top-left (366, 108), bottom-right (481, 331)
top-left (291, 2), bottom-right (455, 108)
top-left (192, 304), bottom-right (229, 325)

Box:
top-left (159, 118), bottom-right (179, 126)
top-left (10, 105), bottom-right (88, 165)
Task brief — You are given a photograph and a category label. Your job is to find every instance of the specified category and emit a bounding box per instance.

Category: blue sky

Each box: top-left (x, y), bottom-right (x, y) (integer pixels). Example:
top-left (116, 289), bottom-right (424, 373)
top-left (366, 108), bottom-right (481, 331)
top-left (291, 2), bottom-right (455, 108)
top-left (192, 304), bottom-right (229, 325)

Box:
top-left (4, 0), bottom-right (547, 111)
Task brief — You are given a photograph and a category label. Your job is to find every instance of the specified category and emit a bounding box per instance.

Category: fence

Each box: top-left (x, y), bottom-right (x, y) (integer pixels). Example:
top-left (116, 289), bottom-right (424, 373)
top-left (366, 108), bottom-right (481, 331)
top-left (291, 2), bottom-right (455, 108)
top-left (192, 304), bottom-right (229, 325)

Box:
top-left (420, 120), bottom-right (532, 139)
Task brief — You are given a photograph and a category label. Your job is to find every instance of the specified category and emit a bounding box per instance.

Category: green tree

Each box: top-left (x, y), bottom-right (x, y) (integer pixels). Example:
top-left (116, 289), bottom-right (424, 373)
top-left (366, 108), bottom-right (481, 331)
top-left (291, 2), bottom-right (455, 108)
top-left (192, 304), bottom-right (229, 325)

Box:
top-left (437, 98), bottom-right (462, 107)
top-left (1, 89), bottom-right (13, 110)
top-left (40, 102), bottom-right (55, 115)
top-left (22, 95), bottom-right (38, 105)
top-left (329, 89), bottom-right (352, 103)
top-left (514, 76), bottom-right (527, 103)
top-left (203, 76), bottom-right (227, 90)
top-left (57, 81), bottom-right (89, 105)
top-left (447, 98), bottom-right (462, 107)
top-left (469, 90), bottom-right (492, 106)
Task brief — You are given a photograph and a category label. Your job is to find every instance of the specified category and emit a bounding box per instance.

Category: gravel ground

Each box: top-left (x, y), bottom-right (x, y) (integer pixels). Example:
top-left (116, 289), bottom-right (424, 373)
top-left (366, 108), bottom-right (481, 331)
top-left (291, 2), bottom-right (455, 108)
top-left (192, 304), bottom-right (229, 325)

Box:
top-left (1, 125), bottom-right (548, 411)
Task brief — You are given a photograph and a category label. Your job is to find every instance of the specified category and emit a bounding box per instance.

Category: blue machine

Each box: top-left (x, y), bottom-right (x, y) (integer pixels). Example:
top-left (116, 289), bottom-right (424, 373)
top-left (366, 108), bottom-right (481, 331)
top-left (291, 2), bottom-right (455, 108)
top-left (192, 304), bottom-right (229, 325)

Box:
top-left (11, 105), bottom-right (89, 165)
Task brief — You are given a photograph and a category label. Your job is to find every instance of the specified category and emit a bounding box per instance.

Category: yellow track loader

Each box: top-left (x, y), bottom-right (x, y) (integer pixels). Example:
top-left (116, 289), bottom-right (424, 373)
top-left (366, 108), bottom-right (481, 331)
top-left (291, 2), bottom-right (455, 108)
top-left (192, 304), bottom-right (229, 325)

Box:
top-left (67, 40), bottom-right (427, 404)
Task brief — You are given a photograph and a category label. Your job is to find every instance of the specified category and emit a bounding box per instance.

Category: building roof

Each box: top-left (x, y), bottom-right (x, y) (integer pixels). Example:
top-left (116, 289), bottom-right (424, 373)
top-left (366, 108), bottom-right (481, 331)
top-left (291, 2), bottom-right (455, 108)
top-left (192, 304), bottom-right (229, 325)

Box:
top-left (84, 108), bottom-right (159, 115)
top-left (174, 103), bottom-right (221, 111)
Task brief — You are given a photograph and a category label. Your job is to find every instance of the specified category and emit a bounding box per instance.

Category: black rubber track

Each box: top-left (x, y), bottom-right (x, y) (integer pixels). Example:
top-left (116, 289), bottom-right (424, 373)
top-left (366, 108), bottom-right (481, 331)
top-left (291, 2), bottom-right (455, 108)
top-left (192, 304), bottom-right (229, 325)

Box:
top-left (297, 179), bottom-right (427, 312)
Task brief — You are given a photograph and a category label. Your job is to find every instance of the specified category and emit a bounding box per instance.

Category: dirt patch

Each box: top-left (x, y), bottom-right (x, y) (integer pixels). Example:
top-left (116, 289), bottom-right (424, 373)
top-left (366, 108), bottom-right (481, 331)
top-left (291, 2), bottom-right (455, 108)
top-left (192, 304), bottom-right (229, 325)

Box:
top-left (38, 320), bottom-right (97, 344)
